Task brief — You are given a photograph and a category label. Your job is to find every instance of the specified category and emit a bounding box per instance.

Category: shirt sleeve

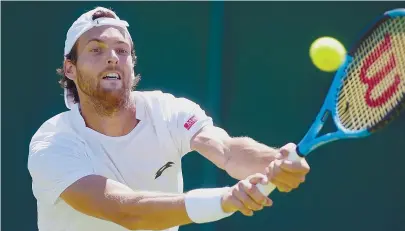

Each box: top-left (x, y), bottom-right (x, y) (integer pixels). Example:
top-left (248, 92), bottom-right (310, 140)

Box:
top-left (28, 129), bottom-right (95, 205)
top-left (161, 93), bottom-right (213, 156)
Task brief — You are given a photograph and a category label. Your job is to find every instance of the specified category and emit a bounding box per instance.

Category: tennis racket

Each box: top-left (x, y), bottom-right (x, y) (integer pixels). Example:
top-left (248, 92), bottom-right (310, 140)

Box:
top-left (258, 8), bottom-right (405, 196)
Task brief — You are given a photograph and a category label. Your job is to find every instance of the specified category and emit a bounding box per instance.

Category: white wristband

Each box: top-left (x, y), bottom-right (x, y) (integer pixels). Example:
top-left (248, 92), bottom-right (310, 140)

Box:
top-left (185, 187), bottom-right (235, 224)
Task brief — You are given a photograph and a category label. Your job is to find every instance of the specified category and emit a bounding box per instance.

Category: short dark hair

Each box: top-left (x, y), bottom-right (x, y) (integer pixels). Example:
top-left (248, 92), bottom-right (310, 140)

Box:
top-left (57, 9), bottom-right (138, 104)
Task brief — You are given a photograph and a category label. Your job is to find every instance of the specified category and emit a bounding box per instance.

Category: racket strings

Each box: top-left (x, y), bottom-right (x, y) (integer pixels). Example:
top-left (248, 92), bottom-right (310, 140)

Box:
top-left (337, 16), bottom-right (405, 131)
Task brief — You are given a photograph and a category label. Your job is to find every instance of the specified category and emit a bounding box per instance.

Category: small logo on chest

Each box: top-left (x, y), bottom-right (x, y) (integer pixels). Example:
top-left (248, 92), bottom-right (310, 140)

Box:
top-left (155, 161), bottom-right (175, 179)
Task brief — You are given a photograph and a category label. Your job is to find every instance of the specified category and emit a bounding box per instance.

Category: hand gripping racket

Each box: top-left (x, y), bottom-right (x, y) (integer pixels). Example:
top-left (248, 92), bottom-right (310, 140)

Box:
top-left (258, 8), bottom-right (405, 196)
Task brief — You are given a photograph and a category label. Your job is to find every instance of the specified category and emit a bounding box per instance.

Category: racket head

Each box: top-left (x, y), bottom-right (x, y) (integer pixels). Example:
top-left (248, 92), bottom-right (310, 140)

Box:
top-left (335, 8), bottom-right (405, 134)
top-left (297, 8), bottom-right (405, 156)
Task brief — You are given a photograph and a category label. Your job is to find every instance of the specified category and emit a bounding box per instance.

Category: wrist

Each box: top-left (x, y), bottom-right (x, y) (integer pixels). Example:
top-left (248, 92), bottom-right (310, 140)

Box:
top-left (185, 187), bottom-right (234, 224)
top-left (220, 187), bottom-right (235, 213)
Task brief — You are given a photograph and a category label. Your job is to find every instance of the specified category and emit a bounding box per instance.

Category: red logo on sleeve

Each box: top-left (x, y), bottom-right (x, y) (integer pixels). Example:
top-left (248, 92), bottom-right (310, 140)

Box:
top-left (184, 115), bottom-right (198, 130)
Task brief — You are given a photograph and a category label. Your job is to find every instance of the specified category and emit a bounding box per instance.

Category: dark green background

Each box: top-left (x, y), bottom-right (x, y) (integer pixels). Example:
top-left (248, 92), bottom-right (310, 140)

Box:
top-left (2, 2), bottom-right (405, 231)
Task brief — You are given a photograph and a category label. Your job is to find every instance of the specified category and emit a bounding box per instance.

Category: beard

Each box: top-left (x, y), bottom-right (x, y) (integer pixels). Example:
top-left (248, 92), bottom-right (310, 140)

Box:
top-left (76, 68), bottom-right (134, 116)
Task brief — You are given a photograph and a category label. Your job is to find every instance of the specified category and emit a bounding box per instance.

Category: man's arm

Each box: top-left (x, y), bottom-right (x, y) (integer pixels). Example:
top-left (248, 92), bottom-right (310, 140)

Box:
top-left (61, 173), bottom-right (272, 230)
top-left (60, 175), bottom-right (191, 230)
top-left (190, 125), bottom-right (280, 180)
top-left (191, 125), bottom-right (310, 191)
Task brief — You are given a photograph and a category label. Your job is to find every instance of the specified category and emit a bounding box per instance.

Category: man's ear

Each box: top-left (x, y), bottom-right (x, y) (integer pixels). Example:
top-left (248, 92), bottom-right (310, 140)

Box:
top-left (64, 59), bottom-right (77, 81)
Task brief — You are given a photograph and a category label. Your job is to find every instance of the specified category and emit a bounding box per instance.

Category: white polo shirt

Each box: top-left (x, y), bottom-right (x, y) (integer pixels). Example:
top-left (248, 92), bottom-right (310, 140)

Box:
top-left (28, 90), bottom-right (213, 231)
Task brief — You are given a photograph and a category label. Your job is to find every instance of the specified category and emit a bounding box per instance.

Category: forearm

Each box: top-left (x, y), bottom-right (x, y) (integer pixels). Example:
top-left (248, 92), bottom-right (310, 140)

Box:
top-left (223, 137), bottom-right (279, 180)
top-left (117, 191), bottom-right (191, 230)
top-left (62, 176), bottom-right (191, 230)
top-left (62, 176), bottom-right (231, 230)
top-left (111, 188), bottom-right (233, 230)
top-left (191, 126), bottom-right (279, 181)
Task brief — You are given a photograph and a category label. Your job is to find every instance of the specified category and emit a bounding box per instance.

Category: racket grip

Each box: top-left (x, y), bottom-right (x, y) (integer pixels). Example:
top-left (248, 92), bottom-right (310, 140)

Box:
top-left (257, 147), bottom-right (302, 196)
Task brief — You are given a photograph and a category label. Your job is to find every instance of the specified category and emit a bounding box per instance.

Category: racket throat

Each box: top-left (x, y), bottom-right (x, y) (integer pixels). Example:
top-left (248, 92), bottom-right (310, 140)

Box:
top-left (298, 109), bottom-right (339, 154)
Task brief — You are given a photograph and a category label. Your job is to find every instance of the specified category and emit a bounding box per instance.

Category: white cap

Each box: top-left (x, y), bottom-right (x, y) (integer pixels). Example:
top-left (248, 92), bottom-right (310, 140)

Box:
top-left (63, 7), bottom-right (130, 109)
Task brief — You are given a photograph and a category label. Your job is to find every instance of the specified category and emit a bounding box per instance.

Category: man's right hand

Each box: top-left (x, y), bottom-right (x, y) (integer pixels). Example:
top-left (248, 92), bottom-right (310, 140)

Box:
top-left (266, 143), bottom-right (310, 193)
top-left (221, 173), bottom-right (273, 216)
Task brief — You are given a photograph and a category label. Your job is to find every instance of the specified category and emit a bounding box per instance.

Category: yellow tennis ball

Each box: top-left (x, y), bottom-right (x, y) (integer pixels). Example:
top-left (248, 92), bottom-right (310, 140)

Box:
top-left (310, 37), bottom-right (346, 72)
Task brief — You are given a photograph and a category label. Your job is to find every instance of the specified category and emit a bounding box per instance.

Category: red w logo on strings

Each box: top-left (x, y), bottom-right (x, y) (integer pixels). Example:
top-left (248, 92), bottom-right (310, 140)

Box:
top-left (360, 33), bottom-right (401, 107)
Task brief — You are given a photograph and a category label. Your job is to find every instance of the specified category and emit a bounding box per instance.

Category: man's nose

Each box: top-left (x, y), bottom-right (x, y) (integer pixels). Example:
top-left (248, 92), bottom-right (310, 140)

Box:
top-left (106, 50), bottom-right (119, 65)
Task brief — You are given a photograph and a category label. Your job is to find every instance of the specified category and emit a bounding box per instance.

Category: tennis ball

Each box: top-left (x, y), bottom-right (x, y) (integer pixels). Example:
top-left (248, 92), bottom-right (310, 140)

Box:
top-left (310, 37), bottom-right (346, 72)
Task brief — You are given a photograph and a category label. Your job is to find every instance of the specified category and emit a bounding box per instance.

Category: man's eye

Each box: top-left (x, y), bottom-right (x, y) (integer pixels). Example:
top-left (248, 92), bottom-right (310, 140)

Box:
top-left (117, 49), bottom-right (129, 54)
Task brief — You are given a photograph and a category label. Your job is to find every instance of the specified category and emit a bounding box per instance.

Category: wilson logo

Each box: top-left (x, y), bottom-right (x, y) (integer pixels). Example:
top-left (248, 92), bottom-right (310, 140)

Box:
top-left (360, 33), bottom-right (400, 107)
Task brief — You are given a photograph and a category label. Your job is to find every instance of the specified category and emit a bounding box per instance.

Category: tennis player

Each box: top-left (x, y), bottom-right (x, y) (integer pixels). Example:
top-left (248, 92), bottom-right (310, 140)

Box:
top-left (28, 7), bottom-right (310, 231)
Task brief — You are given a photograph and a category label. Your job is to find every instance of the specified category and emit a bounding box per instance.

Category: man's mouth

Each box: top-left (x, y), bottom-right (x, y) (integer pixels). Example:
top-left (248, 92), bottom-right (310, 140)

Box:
top-left (102, 72), bottom-right (121, 80)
